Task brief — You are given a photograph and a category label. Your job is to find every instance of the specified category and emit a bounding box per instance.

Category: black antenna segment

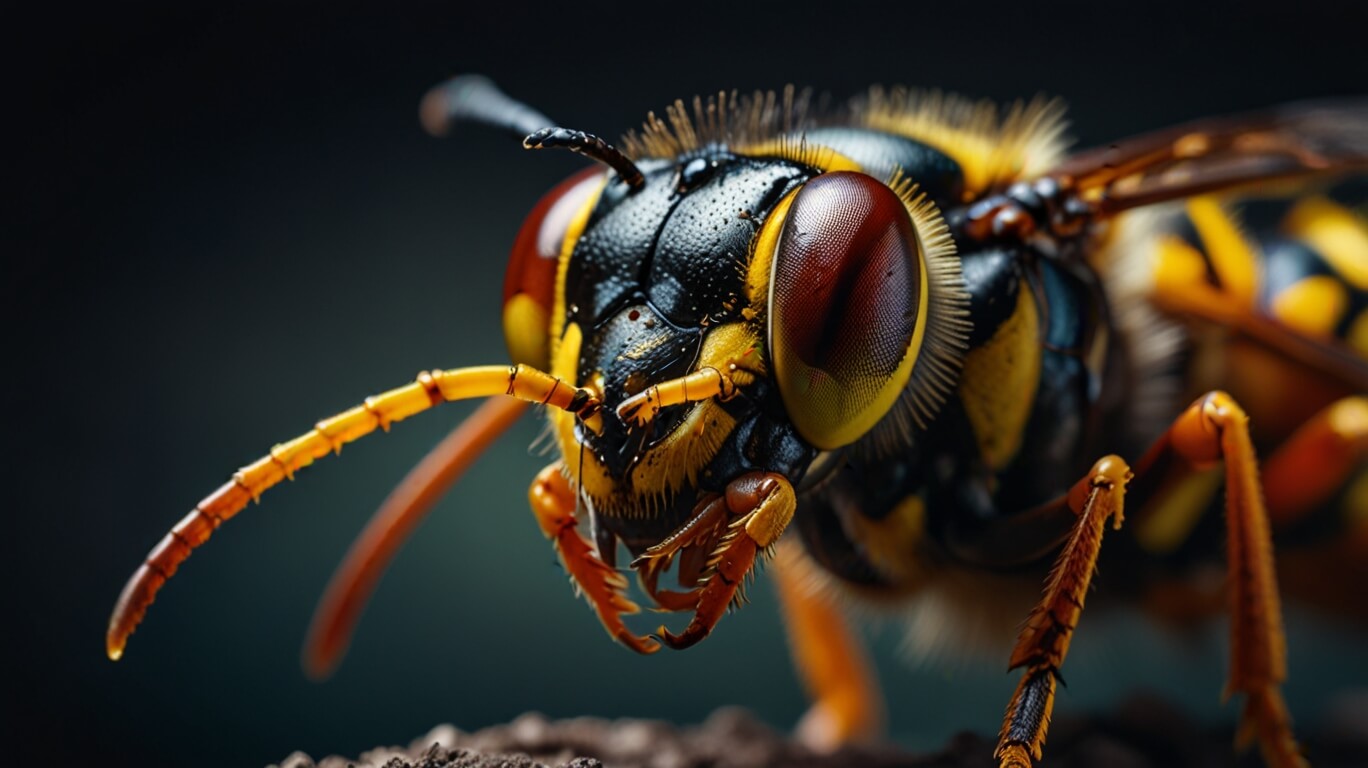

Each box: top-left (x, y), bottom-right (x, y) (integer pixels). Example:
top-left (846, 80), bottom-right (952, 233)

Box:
top-left (523, 127), bottom-right (646, 191)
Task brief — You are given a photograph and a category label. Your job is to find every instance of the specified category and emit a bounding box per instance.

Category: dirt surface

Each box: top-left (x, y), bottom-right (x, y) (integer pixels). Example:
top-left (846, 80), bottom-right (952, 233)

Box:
top-left (273, 693), bottom-right (1368, 768)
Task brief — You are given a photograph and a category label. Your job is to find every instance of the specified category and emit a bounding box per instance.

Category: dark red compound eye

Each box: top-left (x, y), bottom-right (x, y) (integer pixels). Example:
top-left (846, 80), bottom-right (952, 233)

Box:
top-left (768, 171), bottom-right (928, 449)
top-left (501, 167), bottom-right (603, 368)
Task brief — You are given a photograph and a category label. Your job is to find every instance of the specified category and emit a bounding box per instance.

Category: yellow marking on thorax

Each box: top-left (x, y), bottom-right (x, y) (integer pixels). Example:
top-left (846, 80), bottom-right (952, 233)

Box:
top-left (958, 284), bottom-right (1041, 470)
top-left (840, 494), bottom-right (927, 586)
top-left (1186, 197), bottom-right (1259, 304)
top-left (1271, 276), bottom-right (1349, 338)
top-left (858, 92), bottom-right (1067, 200)
top-left (550, 178), bottom-right (606, 360)
top-left (890, 127), bottom-right (996, 196)
top-left (1283, 196), bottom-right (1368, 290)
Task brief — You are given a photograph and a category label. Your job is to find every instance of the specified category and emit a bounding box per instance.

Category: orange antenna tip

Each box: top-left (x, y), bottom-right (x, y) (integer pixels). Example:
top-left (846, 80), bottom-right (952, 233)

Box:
top-left (106, 365), bottom-right (587, 661)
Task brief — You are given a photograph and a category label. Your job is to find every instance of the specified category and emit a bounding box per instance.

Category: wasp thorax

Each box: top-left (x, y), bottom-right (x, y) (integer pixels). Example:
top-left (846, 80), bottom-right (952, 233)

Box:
top-left (767, 171), bottom-right (929, 450)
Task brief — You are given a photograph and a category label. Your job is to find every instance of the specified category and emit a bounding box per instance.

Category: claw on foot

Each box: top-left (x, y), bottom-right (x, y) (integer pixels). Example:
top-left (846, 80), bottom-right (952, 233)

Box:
top-left (654, 472), bottom-right (795, 650)
top-left (530, 463), bottom-right (660, 654)
top-left (657, 528), bottom-right (760, 650)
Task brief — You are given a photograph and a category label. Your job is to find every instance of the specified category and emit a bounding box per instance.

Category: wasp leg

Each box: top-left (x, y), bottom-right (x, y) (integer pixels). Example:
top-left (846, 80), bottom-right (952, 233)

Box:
top-left (657, 472), bottom-right (796, 650)
top-left (772, 539), bottom-right (884, 752)
top-left (999, 391), bottom-right (1310, 767)
top-left (303, 398), bottom-right (528, 679)
top-left (1262, 395), bottom-right (1368, 526)
top-left (995, 456), bottom-right (1131, 768)
top-left (529, 463), bottom-right (660, 654)
top-left (1145, 391), bottom-right (1305, 768)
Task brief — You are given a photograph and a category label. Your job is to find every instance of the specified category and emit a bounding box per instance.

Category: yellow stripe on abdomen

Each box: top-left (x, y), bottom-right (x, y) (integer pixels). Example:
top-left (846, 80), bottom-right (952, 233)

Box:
top-left (1270, 275), bottom-right (1350, 338)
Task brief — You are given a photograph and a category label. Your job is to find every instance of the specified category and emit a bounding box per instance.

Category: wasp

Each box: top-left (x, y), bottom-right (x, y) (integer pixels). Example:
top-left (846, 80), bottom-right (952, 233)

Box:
top-left (106, 75), bottom-right (1368, 767)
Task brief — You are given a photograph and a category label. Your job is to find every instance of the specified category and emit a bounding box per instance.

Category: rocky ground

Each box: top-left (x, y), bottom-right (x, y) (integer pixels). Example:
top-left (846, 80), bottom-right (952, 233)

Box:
top-left (272, 694), bottom-right (1368, 768)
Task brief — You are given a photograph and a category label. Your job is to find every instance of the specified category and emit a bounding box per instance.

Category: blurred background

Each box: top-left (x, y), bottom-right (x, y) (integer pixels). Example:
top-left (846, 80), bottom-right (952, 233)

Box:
top-left (8, 2), bottom-right (1367, 766)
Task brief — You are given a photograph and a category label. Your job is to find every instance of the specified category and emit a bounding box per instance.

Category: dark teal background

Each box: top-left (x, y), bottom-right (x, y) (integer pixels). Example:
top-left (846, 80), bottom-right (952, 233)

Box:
top-left (9, 3), bottom-right (1367, 766)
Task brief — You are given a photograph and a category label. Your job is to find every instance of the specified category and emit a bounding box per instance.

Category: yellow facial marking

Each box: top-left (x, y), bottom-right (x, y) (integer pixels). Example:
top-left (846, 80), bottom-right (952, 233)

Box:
top-left (618, 322), bottom-right (761, 509)
top-left (549, 323), bottom-right (617, 506)
top-left (618, 331), bottom-right (672, 362)
top-left (698, 321), bottom-right (765, 375)
top-left (745, 187), bottom-right (798, 312)
top-left (958, 284), bottom-right (1041, 470)
top-left (627, 401), bottom-right (736, 513)
top-left (1271, 275), bottom-right (1349, 338)
top-left (550, 177), bottom-right (606, 359)
top-left (554, 322), bottom-right (760, 518)
top-left (624, 324), bottom-right (763, 501)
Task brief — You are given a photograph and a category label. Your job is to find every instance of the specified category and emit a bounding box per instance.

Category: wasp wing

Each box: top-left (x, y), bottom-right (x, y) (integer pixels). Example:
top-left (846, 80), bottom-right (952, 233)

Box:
top-left (1045, 100), bottom-right (1368, 391)
top-left (1053, 98), bottom-right (1368, 215)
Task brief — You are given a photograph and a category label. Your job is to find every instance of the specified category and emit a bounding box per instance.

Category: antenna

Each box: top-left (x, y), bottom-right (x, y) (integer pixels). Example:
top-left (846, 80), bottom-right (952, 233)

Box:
top-left (419, 74), bottom-right (554, 139)
top-left (523, 127), bottom-right (646, 190)
top-left (421, 75), bottom-right (646, 191)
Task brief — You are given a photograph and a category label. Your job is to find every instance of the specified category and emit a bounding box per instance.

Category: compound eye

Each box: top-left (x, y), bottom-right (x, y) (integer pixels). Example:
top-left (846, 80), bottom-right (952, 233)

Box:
top-left (502, 168), bottom-right (604, 368)
top-left (768, 171), bottom-right (928, 449)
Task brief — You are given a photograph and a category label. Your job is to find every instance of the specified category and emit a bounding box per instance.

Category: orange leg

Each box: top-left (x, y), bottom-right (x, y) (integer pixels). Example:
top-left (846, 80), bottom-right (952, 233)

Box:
top-left (997, 391), bottom-right (1307, 768)
top-left (303, 397), bottom-right (528, 679)
top-left (656, 472), bottom-right (796, 650)
top-left (995, 456), bottom-right (1131, 768)
top-left (772, 539), bottom-right (884, 752)
top-left (1156, 392), bottom-right (1304, 768)
top-left (529, 463), bottom-right (659, 654)
top-left (107, 364), bottom-right (601, 661)
top-left (1262, 395), bottom-right (1368, 526)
